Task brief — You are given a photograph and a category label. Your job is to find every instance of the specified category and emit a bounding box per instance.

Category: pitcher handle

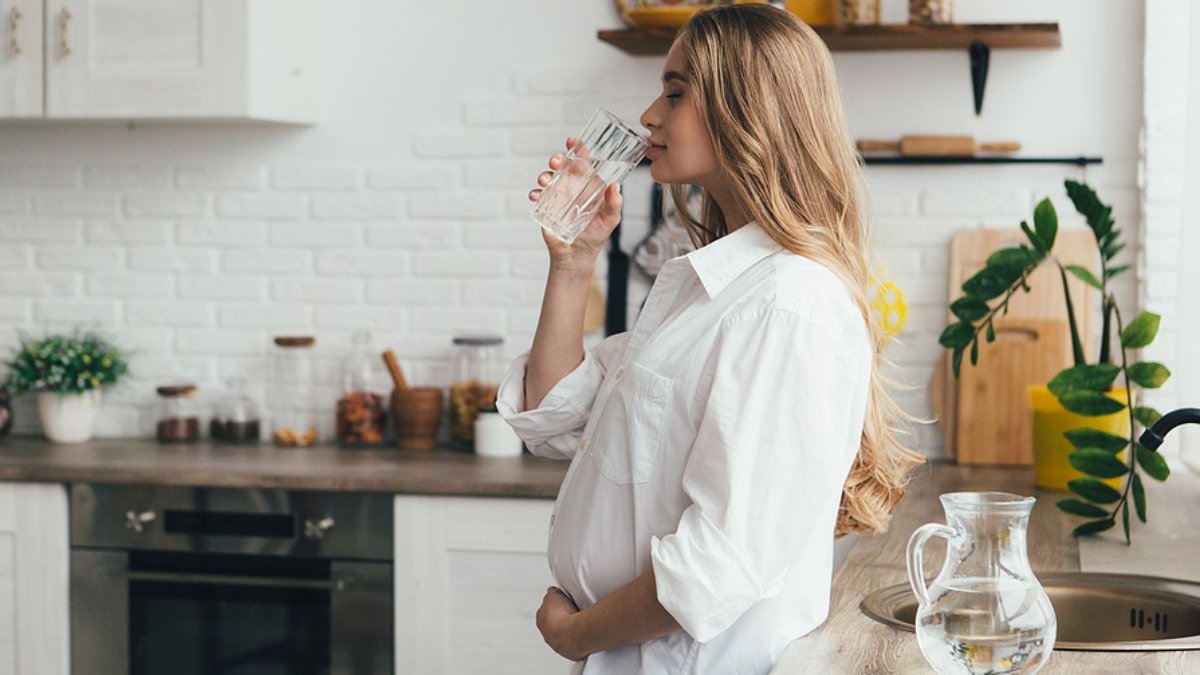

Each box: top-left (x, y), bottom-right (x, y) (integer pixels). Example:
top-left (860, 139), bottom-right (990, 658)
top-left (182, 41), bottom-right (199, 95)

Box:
top-left (906, 523), bottom-right (957, 607)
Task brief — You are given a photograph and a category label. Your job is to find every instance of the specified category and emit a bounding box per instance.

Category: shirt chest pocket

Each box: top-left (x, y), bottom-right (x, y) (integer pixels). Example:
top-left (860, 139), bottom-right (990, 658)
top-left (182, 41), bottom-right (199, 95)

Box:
top-left (589, 361), bottom-right (673, 485)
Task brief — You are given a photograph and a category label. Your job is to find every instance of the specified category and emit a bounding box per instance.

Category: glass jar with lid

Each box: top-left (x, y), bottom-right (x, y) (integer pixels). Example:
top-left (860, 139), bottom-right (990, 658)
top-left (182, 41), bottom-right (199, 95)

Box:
top-left (336, 330), bottom-right (388, 447)
top-left (210, 377), bottom-right (262, 444)
top-left (449, 335), bottom-right (503, 449)
top-left (271, 336), bottom-right (319, 447)
top-left (156, 384), bottom-right (201, 443)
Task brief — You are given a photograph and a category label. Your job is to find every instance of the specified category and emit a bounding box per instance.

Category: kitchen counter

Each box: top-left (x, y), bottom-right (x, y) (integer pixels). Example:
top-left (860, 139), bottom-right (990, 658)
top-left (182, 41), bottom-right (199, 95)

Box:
top-left (0, 437), bottom-right (567, 498)
top-left (773, 461), bottom-right (1200, 674)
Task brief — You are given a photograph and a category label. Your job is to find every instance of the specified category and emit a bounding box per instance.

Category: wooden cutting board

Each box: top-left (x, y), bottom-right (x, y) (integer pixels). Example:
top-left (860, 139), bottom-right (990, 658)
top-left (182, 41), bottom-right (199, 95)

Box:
top-left (931, 228), bottom-right (1100, 462)
top-left (954, 319), bottom-right (1070, 465)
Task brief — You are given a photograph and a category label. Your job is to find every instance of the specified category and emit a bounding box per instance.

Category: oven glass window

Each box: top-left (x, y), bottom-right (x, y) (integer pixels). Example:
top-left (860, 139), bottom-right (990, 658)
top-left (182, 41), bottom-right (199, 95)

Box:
top-left (128, 551), bottom-right (331, 675)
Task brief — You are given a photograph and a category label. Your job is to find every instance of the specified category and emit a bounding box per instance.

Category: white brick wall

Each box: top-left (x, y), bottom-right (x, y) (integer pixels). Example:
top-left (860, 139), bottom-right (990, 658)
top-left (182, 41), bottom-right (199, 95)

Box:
top-left (0, 0), bottom-right (1150, 456)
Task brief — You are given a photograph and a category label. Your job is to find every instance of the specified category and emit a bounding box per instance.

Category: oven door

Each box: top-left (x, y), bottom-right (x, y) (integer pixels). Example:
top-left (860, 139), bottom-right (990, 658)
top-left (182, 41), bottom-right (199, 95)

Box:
top-left (71, 549), bottom-right (392, 675)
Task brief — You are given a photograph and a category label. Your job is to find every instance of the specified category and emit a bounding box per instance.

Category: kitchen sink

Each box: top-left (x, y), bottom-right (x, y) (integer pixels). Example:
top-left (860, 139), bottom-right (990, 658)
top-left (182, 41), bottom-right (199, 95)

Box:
top-left (860, 572), bottom-right (1200, 651)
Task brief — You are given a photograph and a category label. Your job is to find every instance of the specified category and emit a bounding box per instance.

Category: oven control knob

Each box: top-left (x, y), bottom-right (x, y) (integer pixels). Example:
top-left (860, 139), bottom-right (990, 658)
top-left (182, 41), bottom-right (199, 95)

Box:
top-left (124, 510), bottom-right (156, 534)
top-left (304, 516), bottom-right (335, 540)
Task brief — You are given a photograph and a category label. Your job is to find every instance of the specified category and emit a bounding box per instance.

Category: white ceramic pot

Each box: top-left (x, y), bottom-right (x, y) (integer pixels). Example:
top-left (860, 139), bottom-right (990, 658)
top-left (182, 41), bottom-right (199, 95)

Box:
top-left (36, 390), bottom-right (101, 444)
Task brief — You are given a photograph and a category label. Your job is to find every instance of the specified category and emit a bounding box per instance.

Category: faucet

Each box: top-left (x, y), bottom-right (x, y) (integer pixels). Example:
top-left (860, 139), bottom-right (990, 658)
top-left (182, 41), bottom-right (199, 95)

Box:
top-left (1138, 408), bottom-right (1200, 451)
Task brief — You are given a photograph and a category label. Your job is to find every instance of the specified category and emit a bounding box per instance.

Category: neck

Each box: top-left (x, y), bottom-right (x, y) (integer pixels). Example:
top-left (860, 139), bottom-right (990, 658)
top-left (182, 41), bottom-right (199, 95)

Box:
top-left (704, 180), bottom-right (752, 233)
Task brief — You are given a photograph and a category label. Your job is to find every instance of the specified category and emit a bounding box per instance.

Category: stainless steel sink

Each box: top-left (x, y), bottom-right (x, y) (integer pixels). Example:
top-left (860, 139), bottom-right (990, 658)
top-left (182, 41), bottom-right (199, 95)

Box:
top-left (861, 572), bottom-right (1200, 651)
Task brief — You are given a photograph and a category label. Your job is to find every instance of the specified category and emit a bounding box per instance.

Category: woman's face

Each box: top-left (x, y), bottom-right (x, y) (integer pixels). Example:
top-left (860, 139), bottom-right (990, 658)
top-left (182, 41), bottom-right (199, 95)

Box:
top-left (640, 40), bottom-right (722, 188)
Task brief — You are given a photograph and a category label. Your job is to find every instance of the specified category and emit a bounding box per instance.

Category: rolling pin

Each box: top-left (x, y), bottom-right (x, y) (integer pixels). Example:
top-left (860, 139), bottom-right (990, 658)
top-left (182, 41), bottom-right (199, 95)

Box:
top-left (857, 135), bottom-right (1021, 157)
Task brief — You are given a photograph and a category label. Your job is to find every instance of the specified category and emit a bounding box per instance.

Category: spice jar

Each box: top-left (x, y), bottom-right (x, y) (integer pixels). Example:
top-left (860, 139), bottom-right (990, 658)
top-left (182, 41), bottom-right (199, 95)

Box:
top-left (271, 336), bottom-right (319, 447)
top-left (838, 0), bottom-right (880, 25)
top-left (336, 330), bottom-right (387, 447)
top-left (449, 335), bottom-right (503, 449)
top-left (210, 377), bottom-right (262, 444)
top-left (909, 0), bottom-right (953, 24)
top-left (156, 384), bottom-right (201, 443)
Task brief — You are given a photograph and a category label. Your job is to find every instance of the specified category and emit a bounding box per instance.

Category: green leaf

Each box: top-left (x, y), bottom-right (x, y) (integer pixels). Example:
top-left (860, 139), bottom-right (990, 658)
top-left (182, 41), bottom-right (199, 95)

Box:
top-left (970, 339), bottom-right (979, 366)
top-left (1133, 406), bottom-right (1162, 428)
top-left (986, 247), bottom-right (1035, 269)
top-left (1073, 518), bottom-right (1116, 536)
top-left (1068, 477), bottom-right (1122, 504)
top-left (1122, 501), bottom-right (1130, 543)
top-left (1132, 473), bottom-right (1147, 523)
top-left (986, 321), bottom-right (996, 343)
top-left (1105, 264), bottom-right (1130, 279)
top-left (1120, 312), bottom-right (1161, 349)
top-left (1069, 449), bottom-right (1129, 478)
top-left (1058, 391), bottom-right (1126, 416)
top-left (1136, 444), bottom-right (1170, 481)
top-left (1057, 498), bottom-right (1110, 519)
top-left (961, 263), bottom-right (1023, 301)
top-left (1047, 364), bottom-right (1121, 397)
top-left (1063, 428), bottom-right (1129, 454)
top-left (1127, 362), bottom-right (1171, 389)
top-left (950, 297), bottom-right (990, 322)
top-left (1065, 265), bottom-right (1103, 290)
top-left (1103, 241), bottom-right (1127, 261)
top-left (939, 322), bottom-right (975, 349)
top-left (1033, 198), bottom-right (1059, 251)
top-left (952, 345), bottom-right (965, 378)
top-left (1020, 220), bottom-right (1046, 253)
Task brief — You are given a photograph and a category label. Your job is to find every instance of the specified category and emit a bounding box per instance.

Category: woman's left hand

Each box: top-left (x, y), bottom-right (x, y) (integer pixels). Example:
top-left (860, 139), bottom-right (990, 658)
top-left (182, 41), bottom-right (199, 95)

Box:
top-left (536, 586), bottom-right (586, 661)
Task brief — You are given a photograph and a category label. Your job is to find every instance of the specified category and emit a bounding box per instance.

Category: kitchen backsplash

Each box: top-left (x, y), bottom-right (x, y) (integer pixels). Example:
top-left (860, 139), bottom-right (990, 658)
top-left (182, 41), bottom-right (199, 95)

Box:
top-left (0, 0), bottom-right (1149, 456)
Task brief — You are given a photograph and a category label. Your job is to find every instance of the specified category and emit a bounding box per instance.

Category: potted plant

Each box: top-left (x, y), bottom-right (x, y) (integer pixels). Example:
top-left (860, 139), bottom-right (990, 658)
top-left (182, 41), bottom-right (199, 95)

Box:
top-left (940, 180), bottom-right (1172, 543)
top-left (1, 330), bottom-right (129, 444)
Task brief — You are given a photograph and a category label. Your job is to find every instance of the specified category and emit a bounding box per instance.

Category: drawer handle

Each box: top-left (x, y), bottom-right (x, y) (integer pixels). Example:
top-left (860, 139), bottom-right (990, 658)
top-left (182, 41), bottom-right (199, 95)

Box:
top-left (8, 8), bottom-right (20, 58)
top-left (58, 7), bottom-right (71, 58)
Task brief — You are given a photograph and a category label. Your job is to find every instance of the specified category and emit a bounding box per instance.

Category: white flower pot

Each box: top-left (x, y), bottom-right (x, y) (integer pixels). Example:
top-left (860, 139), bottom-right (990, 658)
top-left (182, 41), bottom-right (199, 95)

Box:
top-left (37, 390), bottom-right (101, 444)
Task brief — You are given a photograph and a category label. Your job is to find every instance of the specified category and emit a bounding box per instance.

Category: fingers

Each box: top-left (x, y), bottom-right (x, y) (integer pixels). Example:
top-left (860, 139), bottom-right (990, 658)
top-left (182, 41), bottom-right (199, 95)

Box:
top-left (528, 188), bottom-right (542, 203)
top-left (547, 153), bottom-right (563, 171)
top-left (537, 170), bottom-right (553, 187)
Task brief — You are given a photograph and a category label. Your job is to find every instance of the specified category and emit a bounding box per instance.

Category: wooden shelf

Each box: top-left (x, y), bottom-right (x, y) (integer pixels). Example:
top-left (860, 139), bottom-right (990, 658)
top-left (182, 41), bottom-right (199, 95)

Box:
top-left (862, 155), bottom-right (1101, 167)
top-left (598, 22), bottom-right (1061, 115)
top-left (598, 22), bottom-right (1060, 54)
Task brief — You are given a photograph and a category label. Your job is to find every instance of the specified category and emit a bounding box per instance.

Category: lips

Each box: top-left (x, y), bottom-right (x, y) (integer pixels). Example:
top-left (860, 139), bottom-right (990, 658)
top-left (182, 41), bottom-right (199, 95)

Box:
top-left (646, 143), bottom-right (667, 159)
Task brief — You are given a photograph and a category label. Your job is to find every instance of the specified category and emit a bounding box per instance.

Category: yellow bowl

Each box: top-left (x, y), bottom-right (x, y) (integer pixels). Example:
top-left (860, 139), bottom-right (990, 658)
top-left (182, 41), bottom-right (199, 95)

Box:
top-left (624, 6), bottom-right (704, 28)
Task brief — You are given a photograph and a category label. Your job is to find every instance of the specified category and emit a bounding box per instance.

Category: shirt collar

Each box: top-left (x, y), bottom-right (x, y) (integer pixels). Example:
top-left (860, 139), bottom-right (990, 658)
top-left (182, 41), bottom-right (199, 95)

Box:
top-left (684, 221), bottom-right (783, 298)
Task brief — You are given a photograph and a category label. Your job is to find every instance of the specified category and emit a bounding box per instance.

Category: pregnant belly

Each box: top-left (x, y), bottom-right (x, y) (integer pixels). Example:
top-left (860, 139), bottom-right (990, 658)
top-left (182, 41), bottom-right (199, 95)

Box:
top-left (546, 459), bottom-right (645, 610)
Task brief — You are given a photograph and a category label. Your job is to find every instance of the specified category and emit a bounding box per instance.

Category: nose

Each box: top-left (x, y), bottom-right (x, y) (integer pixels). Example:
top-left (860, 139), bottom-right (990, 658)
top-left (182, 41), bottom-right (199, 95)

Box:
top-left (640, 100), bottom-right (660, 134)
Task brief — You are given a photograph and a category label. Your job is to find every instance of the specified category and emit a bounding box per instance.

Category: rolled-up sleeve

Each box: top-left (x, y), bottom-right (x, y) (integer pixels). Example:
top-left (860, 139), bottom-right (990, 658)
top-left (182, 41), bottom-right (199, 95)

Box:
top-left (495, 332), bottom-right (630, 460)
top-left (650, 308), bottom-right (865, 643)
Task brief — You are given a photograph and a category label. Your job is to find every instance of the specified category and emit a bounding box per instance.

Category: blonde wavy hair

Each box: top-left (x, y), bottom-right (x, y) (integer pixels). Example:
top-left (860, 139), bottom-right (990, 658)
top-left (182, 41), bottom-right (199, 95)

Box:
top-left (671, 4), bottom-right (927, 537)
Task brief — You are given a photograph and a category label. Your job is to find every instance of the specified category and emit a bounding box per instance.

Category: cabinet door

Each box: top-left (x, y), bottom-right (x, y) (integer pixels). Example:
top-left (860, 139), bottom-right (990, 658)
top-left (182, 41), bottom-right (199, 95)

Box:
top-left (394, 496), bottom-right (570, 675)
top-left (44, 0), bottom-right (247, 118)
top-left (0, 0), bottom-right (42, 117)
top-left (0, 483), bottom-right (69, 675)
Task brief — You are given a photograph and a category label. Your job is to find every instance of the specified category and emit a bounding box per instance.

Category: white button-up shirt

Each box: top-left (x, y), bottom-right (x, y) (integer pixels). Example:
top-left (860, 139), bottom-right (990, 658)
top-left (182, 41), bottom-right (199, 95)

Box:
top-left (497, 221), bottom-right (871, 674)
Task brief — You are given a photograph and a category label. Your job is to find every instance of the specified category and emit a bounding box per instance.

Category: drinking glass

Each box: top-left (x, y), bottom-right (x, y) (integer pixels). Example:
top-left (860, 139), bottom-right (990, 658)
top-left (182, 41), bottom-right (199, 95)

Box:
top-left (531, 108), bottom-right (649, 244)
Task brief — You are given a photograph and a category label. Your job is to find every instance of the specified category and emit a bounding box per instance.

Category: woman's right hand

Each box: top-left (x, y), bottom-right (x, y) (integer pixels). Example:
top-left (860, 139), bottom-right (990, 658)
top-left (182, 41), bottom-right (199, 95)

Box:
top-left (529, 136), bottom-right (624, 278)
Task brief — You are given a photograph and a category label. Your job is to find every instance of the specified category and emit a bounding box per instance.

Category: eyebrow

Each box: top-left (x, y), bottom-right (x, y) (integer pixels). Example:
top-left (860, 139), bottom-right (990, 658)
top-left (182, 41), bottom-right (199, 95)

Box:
top-left (661, 70), bottom-right (687, 84)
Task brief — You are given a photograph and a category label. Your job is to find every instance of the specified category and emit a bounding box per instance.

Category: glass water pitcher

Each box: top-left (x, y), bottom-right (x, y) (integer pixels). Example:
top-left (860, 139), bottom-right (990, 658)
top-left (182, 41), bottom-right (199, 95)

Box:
top-left (906, 492), bottom-right (1057, 674)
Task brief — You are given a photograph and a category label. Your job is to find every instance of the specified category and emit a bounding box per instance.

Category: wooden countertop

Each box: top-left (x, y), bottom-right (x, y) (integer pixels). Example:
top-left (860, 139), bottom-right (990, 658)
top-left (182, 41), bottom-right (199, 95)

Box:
top-left (773, 461), bottom-right (1200, 674)
top-left (0, 437), bottom-right (567, 498)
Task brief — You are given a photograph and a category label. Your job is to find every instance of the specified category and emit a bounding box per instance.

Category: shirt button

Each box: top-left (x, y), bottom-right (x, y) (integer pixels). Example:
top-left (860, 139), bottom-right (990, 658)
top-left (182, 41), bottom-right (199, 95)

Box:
top-left (549, 514), bottom-right (556, 527)
top-left (615, 367), bottom-right (625, 380)
top-left (580, 437), bottom-right (589, 451)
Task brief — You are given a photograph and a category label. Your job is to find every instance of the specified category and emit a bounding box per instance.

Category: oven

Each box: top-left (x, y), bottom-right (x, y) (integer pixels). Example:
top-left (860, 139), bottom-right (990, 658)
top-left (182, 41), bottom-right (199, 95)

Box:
top-left (70, 484), bottom-right (393, 675)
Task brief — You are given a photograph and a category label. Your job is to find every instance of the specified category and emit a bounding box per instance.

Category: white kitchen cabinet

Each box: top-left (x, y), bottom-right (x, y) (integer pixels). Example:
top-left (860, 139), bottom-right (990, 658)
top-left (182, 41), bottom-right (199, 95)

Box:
top-left (0, 0), bottom-right (43, 117)
top-left (394, 495), bottom-right (570, 675)
top-left (0, 482), bottom-right (68, 675)
top-left (28, 0), bottom-right (320, 122)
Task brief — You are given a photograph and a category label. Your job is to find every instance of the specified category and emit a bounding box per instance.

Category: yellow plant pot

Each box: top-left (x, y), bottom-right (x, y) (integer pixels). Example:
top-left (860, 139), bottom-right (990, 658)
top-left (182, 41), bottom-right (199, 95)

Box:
top-left (1028, 385), bottom-right (1130, 492)
top-left (785, 0), bottom-right (836, 25)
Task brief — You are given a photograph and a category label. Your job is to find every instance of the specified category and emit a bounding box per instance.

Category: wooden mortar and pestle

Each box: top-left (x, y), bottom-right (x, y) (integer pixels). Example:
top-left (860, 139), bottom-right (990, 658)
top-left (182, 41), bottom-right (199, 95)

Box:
top-left (382, 350), bottom-right (443, 451)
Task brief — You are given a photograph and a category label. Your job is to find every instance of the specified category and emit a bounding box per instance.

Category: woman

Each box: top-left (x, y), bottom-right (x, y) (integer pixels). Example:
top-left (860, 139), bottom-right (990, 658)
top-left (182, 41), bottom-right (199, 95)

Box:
top-left (496, 5), bottom-right (926, 673)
